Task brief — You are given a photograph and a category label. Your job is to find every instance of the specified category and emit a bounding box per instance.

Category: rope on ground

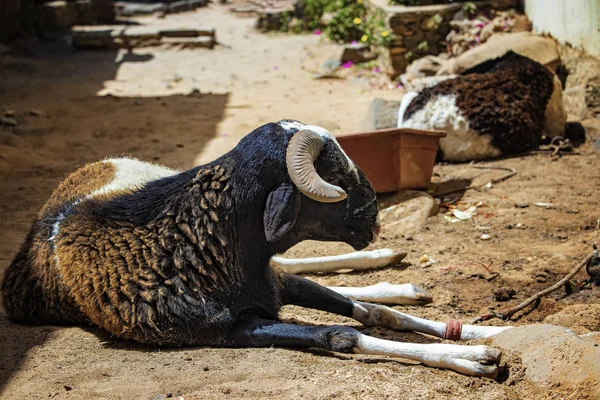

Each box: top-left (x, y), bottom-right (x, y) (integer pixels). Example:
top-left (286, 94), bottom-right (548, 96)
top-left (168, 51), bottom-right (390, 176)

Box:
top-left (470, 246), bottom-right (600, 324)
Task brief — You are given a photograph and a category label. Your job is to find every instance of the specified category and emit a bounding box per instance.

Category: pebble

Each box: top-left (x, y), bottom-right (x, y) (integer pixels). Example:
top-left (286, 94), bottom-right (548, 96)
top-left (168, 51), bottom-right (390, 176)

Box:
top-left (202, 364), bottom-right (210, 371)
top-left (480, 234), bottom-right (491, 240)
top-left (514, 202), bottom-right (529, 208)
top-left (0, 116), bottom-right (18, 127)
top-left (28, 109), bottom-right (42, 116)
top-left (494, 288), bottom-right (516, 302)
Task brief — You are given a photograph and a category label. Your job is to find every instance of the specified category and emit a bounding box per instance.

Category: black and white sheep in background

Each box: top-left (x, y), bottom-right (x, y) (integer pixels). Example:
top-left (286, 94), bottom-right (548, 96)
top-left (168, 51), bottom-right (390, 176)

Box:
top-left (397, 51), bottom-right (581, 162)
top-left (2, 120), bottom-right (510, 377)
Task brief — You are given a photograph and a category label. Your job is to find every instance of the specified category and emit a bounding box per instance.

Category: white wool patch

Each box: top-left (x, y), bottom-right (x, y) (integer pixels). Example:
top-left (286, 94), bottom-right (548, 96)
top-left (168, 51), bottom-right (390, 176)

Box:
top-left (399, 94), bottom-right (501, 162)
top-left (543, 75), bottom-right (567, 138)
top-left (89, 157), bottom-right (179, 199)
top-left (49, 157), bottom-right (178, 270)
top-left (397, 91), bottom-right (420, 127)
top-left (277, 121), bottom-right (358, 177)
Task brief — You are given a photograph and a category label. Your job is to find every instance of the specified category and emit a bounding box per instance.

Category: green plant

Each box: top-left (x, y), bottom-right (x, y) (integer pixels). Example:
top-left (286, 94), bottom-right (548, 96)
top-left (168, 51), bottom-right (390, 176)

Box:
top-left (462, 1), bottom-right (477, 16)
top-left (427, 13), bottom-right (443, 30)
top-left (279, 10), bottom-right (293, 32)
top-left (277, 0), bottom-right (395, 48)
top-left (417, 40), bottom-right (429, 51)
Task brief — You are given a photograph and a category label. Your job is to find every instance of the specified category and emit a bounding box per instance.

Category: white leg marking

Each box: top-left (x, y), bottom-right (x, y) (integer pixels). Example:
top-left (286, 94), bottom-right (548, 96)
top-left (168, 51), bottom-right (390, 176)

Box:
top-left (355, 334), bottom-right (501, 378)
top-left (270, 249), bottom-right (406, 274)
top-left (352, 301), bottom-right (512, 340)
top-left (327, 283), bottom-right (433, 305)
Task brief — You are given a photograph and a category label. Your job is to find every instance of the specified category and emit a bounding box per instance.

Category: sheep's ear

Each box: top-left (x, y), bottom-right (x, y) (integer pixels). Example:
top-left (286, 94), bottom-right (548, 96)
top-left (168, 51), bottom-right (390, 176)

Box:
top-left (264, 182), bottom-right (301, 242)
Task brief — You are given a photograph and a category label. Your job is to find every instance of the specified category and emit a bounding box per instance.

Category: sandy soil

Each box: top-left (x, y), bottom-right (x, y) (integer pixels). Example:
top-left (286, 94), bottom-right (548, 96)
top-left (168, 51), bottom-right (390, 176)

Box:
top-left (1, 3), bottom-right (599, 399)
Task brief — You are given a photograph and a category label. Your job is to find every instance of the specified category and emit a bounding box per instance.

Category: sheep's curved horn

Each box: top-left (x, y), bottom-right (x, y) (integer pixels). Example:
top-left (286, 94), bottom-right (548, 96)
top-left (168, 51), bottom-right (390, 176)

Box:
top-left (286, 129), bottom-right (347, 203)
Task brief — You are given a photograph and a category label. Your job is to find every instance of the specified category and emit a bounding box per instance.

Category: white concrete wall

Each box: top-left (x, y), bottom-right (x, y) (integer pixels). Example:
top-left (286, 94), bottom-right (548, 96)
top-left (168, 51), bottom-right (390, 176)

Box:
top-left (524, 0), bottom-right (600, 57)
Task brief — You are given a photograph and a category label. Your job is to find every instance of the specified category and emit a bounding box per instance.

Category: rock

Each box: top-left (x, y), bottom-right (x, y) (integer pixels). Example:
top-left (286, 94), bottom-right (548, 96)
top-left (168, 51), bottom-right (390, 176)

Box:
top-left (341, 43), bottom-right (377, 64)
top-left (168, 0), bottom-right (208, 13)
top-left (162, 36), bottom-right (214, 49)
top-left (563, 85), bottom-right (589, 120)
top-left (438, 32), bottom-right (561, 76)
top-left (256, 7), bottom-right (292, 32)
top-left (202, 364), bottom-right (210, 371)
top-left (363, 97), bottom-right (401, 131)
top-left (491, 325), bottom-right (600, 398)
top-left (72, 26), bottom-right (118, 49)
top-left (0, 117), bottom-right (18, 127)
top-left (379, 191), bottom-right (438, 238)
top-left (153, 395), bottom-right (166, 400)
top-left (543, 304), bottom-right (600, 334)
top-left (514, 202), bottom-right (529, 208)
top-left (580, 332), bottom-right (600, 346)
top-left (116, 2), bottom-right (166, 17)
top-left (159, 27), bottom-right (215, 38)
top-left (493, 287), bottom-right (516, 302)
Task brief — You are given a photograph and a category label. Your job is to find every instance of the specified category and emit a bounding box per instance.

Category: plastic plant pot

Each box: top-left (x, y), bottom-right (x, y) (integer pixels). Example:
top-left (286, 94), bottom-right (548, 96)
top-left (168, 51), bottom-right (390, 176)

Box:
top-left (335, 128), bottom-right (446, 193)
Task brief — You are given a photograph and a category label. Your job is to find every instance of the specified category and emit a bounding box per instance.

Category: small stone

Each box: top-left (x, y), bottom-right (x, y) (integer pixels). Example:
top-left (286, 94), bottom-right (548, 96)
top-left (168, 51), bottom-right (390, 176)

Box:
top-left (0, 116), bottom-right (18, 127)
top-left (153, 395), bottom-right (166, 400)
top-left (363, 97), bottom-right (401, 130)
top-left (341, 43), bottom-right (378, 64)
top-left (494, 288), bottom-right (516, 302)
top-left (514, 202), bottom-right (529, 208)
top-left (176, 143), bottom-right (185, 148)
top-left (202, 364), bottom-right (210, 371)
top-left (166, 393), bottom-right (173, 398)
top-left (480, 234), bottom-right (491, 240)
top-left (64, 385), bottom-right (73, 391)
top-left (28, 109), bottom-right (42, 116)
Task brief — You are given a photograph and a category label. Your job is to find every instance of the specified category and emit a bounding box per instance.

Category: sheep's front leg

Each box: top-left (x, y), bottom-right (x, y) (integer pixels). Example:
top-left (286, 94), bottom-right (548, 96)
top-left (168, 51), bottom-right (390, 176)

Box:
top-left (230, 317), bottom-right (501, 378)
top-left (271, 248), bottom-right (406, 274)
top-left (327, 282), bottom-right (433, 306)
top-left (353, 301), bottom-right (512, 340)
top-left (278, 273), bottom-right (509, 340)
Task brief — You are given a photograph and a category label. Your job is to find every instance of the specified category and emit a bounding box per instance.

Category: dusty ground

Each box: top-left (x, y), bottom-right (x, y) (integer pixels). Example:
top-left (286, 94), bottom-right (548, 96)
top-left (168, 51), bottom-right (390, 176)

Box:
top-left (1, 3), bottom-right (599, 399)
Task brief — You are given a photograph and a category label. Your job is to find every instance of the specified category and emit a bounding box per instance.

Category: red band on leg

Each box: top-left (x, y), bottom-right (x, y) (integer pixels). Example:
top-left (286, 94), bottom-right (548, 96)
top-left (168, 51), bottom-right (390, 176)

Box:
top-left (443, 319), bottom-right (463, 341)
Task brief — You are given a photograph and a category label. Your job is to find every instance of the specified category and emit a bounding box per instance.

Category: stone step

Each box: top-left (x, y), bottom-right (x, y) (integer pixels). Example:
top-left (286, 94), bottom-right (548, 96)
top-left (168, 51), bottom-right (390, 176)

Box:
top-left (161, 36), bottom-right (214, 49)
top-left (71, 25), bottom-right (215, 49)
top-left (158, 27), bottom-right (215, 38)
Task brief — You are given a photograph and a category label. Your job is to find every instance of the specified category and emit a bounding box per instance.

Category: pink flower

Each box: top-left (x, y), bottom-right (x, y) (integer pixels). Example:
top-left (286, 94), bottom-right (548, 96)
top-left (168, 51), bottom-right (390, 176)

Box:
top-left (351, 40), bottom-right (358, 45)
top-left (342, 61), bottom-right (353, 68)
top-left (313, 30), bottom-right (322, 35)
top-left (374, 67), bottom-right (381, 73)
top-left (273, 66), bottom-right (279, 70)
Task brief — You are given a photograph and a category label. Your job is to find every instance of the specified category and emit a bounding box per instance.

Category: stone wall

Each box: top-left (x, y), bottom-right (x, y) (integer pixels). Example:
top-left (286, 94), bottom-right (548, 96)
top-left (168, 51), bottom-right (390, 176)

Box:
top-left (371, 0), bottom-right (518, 77)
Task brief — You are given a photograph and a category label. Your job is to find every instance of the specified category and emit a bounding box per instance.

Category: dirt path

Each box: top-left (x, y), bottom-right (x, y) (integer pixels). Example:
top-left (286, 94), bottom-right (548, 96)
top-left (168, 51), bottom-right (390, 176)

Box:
top-left (1, 3), bottom-right (599, 399)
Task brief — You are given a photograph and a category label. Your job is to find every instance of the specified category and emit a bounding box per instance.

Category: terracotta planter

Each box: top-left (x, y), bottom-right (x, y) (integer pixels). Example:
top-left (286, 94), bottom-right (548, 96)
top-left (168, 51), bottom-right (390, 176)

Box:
top-left (335, 128), bottom-right (446, 193)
